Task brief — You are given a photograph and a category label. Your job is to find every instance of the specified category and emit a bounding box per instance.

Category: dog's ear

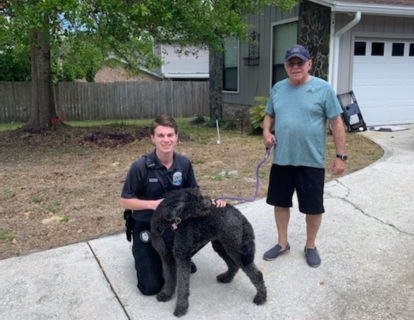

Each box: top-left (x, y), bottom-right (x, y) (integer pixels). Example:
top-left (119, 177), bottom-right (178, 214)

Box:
top-left (190, 188), bottom-right (210, 203)
top-left (192, 187), bottom-right (202, 197)
top-left (192, 188), bottom-right (212, 211)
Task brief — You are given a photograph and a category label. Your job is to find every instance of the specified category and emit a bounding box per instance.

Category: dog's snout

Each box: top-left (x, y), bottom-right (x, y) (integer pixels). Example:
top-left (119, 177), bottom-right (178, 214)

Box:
top-left (163, 211), bottom-right (174, 221)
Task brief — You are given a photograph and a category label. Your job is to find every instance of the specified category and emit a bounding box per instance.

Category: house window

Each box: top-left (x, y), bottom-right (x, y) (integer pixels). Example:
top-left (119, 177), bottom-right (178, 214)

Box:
top-left (371, 42), bottom-right (384, 56)
top-left (354, 42), bottom-right (366, 56)
top-left (392, 43), bottom-right (404, 56)
top-left (409, 43), bottom-right (414, 57)
top-left (223, 39), bottom-right (239, 92)
top-left (272, 21), bottom-right (298, 86)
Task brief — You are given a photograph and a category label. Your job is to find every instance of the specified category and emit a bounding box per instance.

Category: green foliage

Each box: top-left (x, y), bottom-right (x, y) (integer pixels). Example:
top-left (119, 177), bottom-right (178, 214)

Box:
top-left (209, 174), bottom-right (223, 181)
top-left (1, 0), bottom-right (297, 129)
top-left (190, 115), bottom-right (206, 125)
top-left (222, 121), bottom-right (236, 130)
top-left (203, 119), bottom-right (235, 130)
top-left (259, 170), bottom-right (266, 179)
top-left (0, 229), bottom-right (15, 241)
top-left (52, 33), bottom-right (104, 83)
top-left (46, 204), bottom-right (56, 213)
top-left (0, 44), bottom-right (31, 81)
top-left (250, 96), bottom-right (268, 133)
top-left (1, 0), bottom-right (297, 77)
top-left (0, 122), bottom-right (26, 131)
top-left (30, 195), bottom-right (44, 204)
top-left (0, 34), bottom-right (105, 83)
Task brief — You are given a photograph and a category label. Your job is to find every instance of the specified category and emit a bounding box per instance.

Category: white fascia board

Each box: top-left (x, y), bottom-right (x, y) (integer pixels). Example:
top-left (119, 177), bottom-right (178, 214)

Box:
top-left (164, 73), bottom-right (209, 79)
top-left (310, 0), bottom-right (414, 17)
top-left (139, 67), bottom-right (164, 80)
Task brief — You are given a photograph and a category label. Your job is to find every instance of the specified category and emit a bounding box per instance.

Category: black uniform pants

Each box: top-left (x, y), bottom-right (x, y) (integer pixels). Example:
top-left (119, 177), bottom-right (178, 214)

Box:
top-left (131, 214), bottom-right (164, 295)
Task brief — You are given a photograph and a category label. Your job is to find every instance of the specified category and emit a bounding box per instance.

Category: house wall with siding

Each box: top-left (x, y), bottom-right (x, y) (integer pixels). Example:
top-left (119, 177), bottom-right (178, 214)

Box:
top-left (222, 2), bottom-right (332, 121)
top-left (153, 44), bottom-right (209, 78)
top-left (222, 5), bottom-right (300, 120)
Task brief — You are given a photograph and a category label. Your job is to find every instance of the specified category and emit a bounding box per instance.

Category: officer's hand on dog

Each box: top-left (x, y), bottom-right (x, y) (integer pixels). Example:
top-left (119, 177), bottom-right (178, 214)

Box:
top-left (152, 199), bottom-right (164, 210)
top-left (212, 199), bottom-right (226, 207)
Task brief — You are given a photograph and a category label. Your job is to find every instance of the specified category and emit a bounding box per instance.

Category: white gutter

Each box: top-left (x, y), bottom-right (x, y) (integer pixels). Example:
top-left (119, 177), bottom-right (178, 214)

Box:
top-left (332, 2), bottom-right (414, 17)
top-left (332, 11), bottom-right (361, 93)
top-left (310, 0), bottom-right (414, 17)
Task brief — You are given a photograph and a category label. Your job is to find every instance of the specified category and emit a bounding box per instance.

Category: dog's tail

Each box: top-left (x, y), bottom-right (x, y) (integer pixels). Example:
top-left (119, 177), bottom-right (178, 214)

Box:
top-left (240, 217), bottom-right (256, 266)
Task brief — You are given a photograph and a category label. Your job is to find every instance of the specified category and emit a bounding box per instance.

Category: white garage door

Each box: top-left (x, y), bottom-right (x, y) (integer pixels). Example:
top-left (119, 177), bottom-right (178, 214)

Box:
top-left (352, 38), bottom-right (414, 126)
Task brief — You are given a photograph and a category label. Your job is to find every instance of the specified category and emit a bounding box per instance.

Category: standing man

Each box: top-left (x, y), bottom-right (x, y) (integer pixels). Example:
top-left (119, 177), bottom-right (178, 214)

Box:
top-left (262, 44), bottom-right (346, 268)
top-left (120, 114), bottom-right (225, 295)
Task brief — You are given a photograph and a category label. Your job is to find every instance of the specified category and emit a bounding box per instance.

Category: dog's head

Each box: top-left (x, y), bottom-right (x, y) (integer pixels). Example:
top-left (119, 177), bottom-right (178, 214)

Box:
top-left (158, 188), bottom-right (212, 223)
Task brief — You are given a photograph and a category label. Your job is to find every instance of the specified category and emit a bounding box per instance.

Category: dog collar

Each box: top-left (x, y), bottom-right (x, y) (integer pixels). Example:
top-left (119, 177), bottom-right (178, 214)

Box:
top-left (171, 217), bottom-right (181, 231)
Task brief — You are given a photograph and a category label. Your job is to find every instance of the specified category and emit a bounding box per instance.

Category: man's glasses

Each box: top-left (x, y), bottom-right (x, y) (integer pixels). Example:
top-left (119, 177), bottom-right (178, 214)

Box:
top-left (286, 60), bottom-right (308, 68)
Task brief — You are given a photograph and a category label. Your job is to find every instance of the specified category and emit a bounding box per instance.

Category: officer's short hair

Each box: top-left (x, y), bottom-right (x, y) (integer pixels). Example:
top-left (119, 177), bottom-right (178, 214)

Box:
top-left (151, 114), bottom-right (178, 135)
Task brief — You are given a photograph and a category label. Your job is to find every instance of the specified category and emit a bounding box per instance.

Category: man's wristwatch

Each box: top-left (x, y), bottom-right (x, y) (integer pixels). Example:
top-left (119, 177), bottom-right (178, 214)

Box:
top-left (336, 154), bottom-right (348, 161)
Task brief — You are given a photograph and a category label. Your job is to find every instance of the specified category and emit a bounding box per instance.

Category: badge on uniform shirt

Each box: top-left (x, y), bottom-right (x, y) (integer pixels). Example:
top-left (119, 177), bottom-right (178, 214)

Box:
top-left (139, 230), bottom-right (150, 243)
top-left (173, 171), bottom-right (183, 186)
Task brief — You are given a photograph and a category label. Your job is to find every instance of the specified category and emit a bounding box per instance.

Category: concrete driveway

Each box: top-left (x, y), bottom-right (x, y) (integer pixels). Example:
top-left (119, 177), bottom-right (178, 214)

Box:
top-left (1, 125), bottom-right (413, 320)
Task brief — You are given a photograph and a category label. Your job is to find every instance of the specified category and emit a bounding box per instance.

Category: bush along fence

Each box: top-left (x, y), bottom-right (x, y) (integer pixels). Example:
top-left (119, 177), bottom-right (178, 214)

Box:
top-left (0, 81), bottom-right (210, 123)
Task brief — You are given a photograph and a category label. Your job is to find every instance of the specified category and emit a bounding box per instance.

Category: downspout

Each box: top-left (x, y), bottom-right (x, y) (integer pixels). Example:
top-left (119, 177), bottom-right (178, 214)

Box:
top-left (332, 11), bottom-right (361, 93)
top-left (328, 12), bottom-right (336, 85)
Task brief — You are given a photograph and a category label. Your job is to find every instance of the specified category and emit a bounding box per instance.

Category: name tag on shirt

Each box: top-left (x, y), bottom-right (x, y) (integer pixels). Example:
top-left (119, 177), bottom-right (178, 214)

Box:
top-left (149, 178), bottom-right (158, 182)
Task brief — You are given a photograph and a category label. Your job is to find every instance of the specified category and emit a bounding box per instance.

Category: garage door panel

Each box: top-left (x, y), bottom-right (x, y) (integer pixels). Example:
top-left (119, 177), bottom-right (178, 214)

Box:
top-left (353, 86), bottom-right (389, 101)
top-left (353, 65), bottom-right (388, 80)
top-left (360, 107), bottom-right (413, 125)
top-left (360, 108), bottom-right (387, 124)
top-left (352, 38), bottom-right (414, 125)
top-left (385, 107), bottom-right (414, 123)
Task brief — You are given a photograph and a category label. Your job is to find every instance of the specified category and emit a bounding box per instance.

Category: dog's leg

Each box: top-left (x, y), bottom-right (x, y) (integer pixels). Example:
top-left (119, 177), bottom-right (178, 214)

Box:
top-left (156, 251), bottom-right (176, 302)
top-left (212, 240), bottom-right (239, 283)
top-left (238, 219), bottom-right (267, 305)
top-left (173, 257), bottom-right (191, 317)
top-left (240, 263), bottom-right (267, 305)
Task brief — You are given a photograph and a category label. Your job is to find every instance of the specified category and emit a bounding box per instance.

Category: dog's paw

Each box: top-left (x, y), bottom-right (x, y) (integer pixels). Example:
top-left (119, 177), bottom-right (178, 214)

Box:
top-left (156, 292), bottom-right (172, 302)
top-left (253, 292), bottom-right (267, 305)
top-left (173, 304), bottom-right (189, 317)
top-left (216, 272), bottom-right (234, 283)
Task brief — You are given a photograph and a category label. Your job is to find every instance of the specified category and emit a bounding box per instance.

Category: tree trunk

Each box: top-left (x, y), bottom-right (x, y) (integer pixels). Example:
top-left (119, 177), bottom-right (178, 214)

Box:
top-left (209, 49), bottom-right (224, 120)
top-left (25, 28), bottom-right (58, 130)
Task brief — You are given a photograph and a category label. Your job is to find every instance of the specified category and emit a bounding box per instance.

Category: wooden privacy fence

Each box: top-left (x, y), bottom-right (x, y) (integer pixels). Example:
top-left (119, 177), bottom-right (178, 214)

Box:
top-left (0, 81), bottom-right (210, 123)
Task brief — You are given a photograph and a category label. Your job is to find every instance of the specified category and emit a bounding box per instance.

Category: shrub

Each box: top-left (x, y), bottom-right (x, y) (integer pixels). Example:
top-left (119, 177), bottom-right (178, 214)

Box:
top-left (203, 119), bottom-right (225, 128)
top-left (250, 96), bottom-right (268, 134)
top-left (190, 115), bottom-right (206, 125)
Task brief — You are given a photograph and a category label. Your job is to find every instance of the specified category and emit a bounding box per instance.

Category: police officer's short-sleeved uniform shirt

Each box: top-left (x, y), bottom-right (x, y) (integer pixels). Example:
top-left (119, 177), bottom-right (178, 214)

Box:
top-left (121, 150), bottom-right (198, 221)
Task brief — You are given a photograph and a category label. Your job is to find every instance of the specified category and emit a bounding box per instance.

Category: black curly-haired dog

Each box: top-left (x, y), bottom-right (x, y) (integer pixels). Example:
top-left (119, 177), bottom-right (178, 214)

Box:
top-left (150, 188), bottom-right (267, 317)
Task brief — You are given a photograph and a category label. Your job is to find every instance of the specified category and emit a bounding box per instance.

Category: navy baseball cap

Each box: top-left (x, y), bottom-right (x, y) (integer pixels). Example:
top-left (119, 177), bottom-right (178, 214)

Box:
top-left (285, 45), bottom-right (311, 61)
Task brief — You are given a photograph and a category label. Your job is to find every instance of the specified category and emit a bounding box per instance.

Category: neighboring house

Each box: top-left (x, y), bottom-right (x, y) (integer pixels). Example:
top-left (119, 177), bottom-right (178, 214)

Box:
top-left (222, 0), bottom-right (414, 126)
top-left (153, 44), bottom-right (209, 80)
top-left (93, 65), bottom-right (161, 83)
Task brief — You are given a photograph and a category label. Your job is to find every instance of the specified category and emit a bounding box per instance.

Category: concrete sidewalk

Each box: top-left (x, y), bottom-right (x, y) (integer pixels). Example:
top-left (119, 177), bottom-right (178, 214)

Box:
top-left (1, 125), bottom-right (413, 320)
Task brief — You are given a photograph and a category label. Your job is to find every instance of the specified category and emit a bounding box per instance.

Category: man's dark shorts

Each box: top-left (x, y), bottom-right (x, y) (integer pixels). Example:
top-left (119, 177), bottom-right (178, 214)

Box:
top-left (266, 164), bottom-right (325, 214)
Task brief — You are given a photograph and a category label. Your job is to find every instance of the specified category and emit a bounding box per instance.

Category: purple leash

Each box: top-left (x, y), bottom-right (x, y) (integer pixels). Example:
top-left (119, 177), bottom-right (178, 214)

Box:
top-left (214, 140), bottom-right (275, 203)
